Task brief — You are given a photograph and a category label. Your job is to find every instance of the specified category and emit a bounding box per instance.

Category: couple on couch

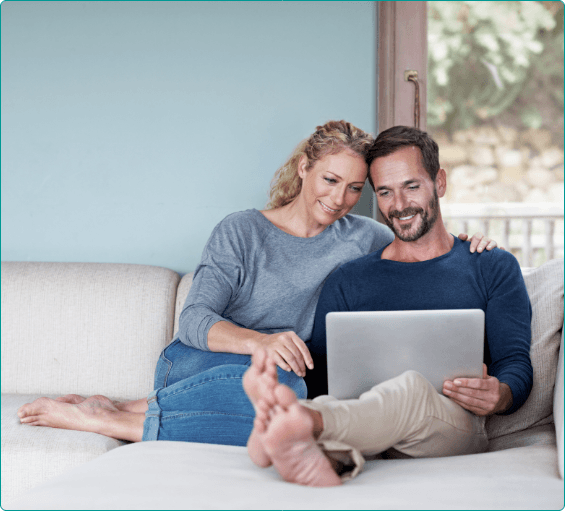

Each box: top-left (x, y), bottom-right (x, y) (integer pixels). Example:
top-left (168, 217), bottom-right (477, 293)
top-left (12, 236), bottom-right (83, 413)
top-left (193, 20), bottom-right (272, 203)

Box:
top-left (18, 123), bottom-right (532, 487)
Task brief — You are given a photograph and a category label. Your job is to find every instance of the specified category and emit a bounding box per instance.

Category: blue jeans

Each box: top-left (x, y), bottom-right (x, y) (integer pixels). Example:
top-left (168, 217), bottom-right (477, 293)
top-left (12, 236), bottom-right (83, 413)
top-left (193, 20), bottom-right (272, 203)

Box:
top-left (142, 340), bottom-right (307, 446)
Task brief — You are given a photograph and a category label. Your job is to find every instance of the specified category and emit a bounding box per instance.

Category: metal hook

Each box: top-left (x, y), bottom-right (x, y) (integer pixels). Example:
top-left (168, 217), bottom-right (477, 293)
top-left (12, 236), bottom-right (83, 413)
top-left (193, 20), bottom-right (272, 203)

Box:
top-left (404, 70), bottom-right (420, 129)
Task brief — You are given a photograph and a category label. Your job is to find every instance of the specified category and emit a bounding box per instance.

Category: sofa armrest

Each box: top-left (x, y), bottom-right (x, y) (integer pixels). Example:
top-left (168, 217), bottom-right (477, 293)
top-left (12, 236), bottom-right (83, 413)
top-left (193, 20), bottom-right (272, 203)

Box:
top-left (554, 327), bottom-right (564, 479)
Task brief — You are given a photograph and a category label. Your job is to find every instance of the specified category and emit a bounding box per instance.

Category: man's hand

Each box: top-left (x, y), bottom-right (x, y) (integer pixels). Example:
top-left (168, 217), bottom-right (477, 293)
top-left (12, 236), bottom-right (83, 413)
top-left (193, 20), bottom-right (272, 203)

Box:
top-left (457, 232), bottom-right (503, 253)
top-left (258, 331), bottom-right (314, 377)
top-left (443, 364), bottom-right (512, 416)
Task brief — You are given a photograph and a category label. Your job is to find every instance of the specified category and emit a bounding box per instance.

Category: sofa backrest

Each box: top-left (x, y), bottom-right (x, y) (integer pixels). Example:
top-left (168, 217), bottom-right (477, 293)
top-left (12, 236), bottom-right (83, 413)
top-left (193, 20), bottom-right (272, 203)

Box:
top-left (174, 272), bottom-right (194, 335)
top-left (1, 262), bottom-right (180, 400)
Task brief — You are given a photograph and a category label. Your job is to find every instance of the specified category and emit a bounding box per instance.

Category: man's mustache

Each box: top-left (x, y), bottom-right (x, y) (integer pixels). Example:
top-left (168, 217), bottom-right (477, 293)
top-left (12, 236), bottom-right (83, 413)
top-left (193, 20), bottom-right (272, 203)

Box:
top-left (388, 207), bottom-right (424, 220)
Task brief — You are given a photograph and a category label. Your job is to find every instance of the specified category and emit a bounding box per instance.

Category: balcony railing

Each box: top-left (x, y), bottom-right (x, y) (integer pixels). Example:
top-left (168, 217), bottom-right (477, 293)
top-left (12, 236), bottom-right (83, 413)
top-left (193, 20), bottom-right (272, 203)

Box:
top-left (442, 202), bottom-right (564, 267)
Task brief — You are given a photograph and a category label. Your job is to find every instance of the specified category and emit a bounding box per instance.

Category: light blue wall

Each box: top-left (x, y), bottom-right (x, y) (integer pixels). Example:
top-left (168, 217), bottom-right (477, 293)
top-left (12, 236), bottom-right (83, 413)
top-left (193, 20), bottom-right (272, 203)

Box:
top-left (1, 1), bottom-right (376, 274)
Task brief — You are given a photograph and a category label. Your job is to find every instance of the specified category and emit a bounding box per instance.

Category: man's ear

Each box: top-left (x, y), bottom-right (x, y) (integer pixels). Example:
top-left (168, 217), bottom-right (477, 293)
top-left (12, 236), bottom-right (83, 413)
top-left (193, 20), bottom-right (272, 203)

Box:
top-left (435, 168), bottom-right (447, 198)
top-left (297, 156), bottom-right (309, 179)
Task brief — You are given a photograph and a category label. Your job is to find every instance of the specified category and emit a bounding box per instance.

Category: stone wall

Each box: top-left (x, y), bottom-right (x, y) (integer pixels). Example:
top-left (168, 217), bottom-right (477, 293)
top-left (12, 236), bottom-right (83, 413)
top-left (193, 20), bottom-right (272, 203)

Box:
top-left (431, 126), bottom-right (564, 204)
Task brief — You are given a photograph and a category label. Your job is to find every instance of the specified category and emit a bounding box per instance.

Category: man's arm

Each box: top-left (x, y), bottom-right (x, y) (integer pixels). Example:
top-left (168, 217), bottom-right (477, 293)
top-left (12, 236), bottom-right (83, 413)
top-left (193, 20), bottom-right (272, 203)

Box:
top-left (444, 250), bottom-right (532, 416)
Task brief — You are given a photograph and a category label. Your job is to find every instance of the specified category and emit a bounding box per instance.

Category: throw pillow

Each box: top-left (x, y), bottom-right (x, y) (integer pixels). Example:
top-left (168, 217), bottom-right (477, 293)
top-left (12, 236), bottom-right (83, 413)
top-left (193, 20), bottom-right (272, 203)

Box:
top-left (486, 258), bottom-right (564, 440)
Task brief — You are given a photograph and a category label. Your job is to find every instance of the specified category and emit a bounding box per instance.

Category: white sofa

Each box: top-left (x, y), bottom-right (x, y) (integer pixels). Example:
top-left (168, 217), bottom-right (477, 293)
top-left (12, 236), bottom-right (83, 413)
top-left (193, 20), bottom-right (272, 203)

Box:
top-left (2, 259), bottom-right (563, 510)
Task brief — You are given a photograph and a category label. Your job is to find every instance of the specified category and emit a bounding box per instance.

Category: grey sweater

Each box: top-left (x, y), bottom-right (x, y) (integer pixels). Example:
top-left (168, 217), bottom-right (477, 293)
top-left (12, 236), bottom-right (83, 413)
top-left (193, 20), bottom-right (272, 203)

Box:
top-left (176, 209), bottom-right (394, 350)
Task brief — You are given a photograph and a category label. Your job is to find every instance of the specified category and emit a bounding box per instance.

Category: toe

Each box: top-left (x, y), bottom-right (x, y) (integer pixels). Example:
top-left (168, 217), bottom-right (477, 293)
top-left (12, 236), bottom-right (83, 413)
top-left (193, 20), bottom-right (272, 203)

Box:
top-left (274, 384), bottom-right (297, 410)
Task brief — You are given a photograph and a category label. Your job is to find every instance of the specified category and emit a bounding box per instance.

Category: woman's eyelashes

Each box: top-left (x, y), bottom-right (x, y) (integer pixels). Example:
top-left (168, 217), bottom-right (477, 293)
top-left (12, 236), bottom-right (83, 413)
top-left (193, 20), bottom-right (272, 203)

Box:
top-left (323, 177), bottom-right (363, 193)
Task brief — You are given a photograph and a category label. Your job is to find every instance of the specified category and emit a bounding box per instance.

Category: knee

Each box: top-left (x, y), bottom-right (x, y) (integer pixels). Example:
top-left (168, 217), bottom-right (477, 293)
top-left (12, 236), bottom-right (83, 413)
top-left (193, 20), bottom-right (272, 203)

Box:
top-left (276, 369), bottom-right (307, 400)
top-left (399, 370), bottom-right (433, 390)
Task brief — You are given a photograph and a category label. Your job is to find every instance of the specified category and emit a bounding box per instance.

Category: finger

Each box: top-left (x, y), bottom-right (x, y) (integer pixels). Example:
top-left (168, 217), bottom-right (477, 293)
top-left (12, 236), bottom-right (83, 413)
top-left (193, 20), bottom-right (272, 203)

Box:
top-left (446, 395), bottom-right (488, 416)
top-left (483, 364), bottom-right (488, 379)
top-left (468, 232), bottom-right (484, 253)
top-left (273, 335), bottom-right (304, 368)
top-left (475, 237), bottom-right (491, 253)
top-left (457, 233), bottom-right (469, 241)
top-left (500, 246), bottom-right (506, 251)
top-left (445, 386), bottom-right (494, 400)
top-left (269, 351), bottom-right (291, 372)
top-left (276, 346), bottom-right (305, 376)
top-left (290, 333), bottom-right (314, 370)
top-left (486, 239), bottom-right (497, 251)
top-left (452, 377), bottom-right (490, 390)
top-left (444, 388), bottom-right (491, 410)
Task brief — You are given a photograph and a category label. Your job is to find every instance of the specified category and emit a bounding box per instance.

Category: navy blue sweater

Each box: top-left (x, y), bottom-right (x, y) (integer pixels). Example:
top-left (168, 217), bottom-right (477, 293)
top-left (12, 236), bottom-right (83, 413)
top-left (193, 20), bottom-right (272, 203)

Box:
top-left (305, 237), bottom-right (533, 415)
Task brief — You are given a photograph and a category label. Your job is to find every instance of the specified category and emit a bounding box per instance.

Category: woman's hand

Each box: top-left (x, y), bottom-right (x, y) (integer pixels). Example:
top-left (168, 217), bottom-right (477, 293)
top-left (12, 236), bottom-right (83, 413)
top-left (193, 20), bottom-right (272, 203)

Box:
top-left (258, 331), bottom-right (313, 377)
top-left (458, 232), bottom-right (501, 253)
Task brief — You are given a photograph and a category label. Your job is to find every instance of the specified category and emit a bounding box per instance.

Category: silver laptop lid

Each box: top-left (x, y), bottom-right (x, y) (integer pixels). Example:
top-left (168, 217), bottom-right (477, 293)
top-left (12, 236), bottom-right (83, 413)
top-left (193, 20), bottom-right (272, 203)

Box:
top-left (326, 309), bottom-right (484, 399)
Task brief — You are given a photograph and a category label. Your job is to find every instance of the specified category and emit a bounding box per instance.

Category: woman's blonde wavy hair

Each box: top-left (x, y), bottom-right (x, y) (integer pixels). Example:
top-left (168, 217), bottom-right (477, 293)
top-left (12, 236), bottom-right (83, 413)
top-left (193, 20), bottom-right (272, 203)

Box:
top-left (266, 120), bottom-right (374, 210)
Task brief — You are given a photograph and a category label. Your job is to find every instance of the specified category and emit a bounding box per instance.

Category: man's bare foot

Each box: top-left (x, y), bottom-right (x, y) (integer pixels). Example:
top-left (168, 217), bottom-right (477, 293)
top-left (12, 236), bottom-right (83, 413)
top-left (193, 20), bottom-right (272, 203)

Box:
top-left (17, 395), bottom-right (144, 442)
top-left (260, 385), bottom-right (341, 487)
top-left (243, 349), bottom-right (277, 407)
top-left (244, 349), bottom-right (280, 468)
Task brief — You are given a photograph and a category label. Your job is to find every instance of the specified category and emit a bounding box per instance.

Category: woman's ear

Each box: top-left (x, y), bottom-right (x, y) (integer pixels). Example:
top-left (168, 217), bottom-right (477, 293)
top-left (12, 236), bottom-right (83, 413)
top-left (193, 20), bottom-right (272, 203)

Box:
top-left (297, 155), bottom-right (309, 179)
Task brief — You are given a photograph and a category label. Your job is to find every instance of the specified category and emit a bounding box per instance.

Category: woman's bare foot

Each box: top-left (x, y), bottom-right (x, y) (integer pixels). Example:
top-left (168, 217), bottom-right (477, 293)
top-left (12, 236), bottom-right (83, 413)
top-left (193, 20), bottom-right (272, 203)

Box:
top-left (54, 394), bottom-right (148, 414)
top-left (55, 394), bottom-right (86, 404)
top-left (17, 395), bottom-right (145, 442)
top-left (115, 398), bottom-right (149, 413)
top-left (260, 385), bottom-right (341, 487)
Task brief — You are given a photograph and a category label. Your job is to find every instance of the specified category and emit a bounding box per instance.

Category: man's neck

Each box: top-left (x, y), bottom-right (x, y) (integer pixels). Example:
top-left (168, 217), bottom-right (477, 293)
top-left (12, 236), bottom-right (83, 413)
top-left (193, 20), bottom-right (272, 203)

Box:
top-left (382, 223), bottom-right (454, 263)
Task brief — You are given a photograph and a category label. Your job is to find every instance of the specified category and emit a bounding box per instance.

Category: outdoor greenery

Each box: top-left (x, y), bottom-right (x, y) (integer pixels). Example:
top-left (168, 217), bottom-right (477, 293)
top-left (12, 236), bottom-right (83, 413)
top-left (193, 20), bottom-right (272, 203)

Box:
top-left (428, 1), bottom-right (564, 135)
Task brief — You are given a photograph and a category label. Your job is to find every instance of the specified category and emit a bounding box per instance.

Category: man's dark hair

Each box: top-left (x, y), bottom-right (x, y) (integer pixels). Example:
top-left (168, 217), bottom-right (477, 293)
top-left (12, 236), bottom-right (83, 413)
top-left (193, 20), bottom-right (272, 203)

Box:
top-left (365, 126), bottom-right (440, 189)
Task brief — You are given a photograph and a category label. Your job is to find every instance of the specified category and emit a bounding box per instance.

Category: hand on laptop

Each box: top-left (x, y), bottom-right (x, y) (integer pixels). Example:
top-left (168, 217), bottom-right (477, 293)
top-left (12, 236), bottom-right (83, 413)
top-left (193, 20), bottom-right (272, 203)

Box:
top-left (258, 331), bottom-right (314, 377)
top-left (442, 364), bottom-right (513, 416)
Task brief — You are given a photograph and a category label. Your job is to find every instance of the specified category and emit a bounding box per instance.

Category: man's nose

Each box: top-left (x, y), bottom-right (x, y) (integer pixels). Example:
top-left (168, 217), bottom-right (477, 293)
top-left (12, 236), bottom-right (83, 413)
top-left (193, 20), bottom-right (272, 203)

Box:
top-left (394, 191), bottom-right (408, 213)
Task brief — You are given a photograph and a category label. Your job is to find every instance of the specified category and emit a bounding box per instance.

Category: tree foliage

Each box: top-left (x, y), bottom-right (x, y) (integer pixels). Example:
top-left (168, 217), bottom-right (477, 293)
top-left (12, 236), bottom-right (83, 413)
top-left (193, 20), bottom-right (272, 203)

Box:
top-left (428, 1), bottom-right (564, 133)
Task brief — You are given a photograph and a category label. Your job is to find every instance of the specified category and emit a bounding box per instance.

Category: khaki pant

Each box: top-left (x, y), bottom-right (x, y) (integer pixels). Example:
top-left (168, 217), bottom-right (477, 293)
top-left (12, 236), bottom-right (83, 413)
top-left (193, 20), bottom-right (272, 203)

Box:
top-left (300, 370), bottom-right (488, 481)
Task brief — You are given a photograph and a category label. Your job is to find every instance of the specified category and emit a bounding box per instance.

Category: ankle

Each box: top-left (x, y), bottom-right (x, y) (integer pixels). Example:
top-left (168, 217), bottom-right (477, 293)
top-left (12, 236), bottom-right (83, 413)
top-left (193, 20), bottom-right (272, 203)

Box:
top-left (308, 409), bottom-right (324, 439)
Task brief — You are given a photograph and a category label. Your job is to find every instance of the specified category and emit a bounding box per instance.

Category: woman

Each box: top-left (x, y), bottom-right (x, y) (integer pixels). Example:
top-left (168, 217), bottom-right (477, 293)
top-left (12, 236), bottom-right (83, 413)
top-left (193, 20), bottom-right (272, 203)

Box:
top-left (18, 121), bottom-right (495, 446)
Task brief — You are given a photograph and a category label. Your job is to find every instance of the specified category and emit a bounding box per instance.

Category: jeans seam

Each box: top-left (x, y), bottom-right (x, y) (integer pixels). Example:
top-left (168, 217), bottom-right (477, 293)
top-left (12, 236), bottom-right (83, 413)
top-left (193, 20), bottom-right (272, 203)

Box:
top-left (161, 411), bottom-right (253, 421)
top-left (164, 375), bottom-right (245, 399)
top-left (160, 340), bottom-right (177, 388)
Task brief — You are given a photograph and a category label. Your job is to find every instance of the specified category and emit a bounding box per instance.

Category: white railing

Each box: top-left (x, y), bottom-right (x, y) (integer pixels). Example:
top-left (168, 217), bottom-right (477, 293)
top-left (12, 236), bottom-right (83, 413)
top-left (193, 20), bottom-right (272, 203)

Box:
top-left (442, 202), bottom-right (564, 267)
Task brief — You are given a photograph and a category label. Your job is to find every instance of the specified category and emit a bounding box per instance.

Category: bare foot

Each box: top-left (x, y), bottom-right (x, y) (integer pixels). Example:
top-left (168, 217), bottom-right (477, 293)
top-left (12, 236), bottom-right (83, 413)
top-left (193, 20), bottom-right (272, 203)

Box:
top-left (55, 394), bottom-right (86, 404)
top-left (54, 395), bottom-right (148, 414)
top-left (243, 349), bottom-right (277, 407)
top-left (261, 385), bottom-right (342, 487)
top-left (244, 349), bottom-right (279, 468)
top-left (115, 398), bottom-right (149, 413)
top-left (17, 395), bottom-right (144, 442)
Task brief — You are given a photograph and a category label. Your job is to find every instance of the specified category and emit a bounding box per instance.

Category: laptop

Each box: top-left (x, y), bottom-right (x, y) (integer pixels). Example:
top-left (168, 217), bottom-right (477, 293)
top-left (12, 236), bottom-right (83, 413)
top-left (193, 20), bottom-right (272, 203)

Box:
top-left (326, 309), bottom-right (485, 399)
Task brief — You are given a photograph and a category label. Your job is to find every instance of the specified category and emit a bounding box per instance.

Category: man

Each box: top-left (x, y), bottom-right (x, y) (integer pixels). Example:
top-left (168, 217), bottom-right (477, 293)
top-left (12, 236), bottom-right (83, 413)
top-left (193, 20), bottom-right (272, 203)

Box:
top-left (242, 126), bottom-right (533, 487)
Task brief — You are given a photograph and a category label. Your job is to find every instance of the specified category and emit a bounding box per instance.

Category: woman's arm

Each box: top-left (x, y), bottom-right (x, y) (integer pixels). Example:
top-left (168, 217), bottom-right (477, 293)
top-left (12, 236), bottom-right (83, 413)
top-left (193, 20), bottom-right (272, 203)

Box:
top-left (208, 321), bottom-right (313, 377)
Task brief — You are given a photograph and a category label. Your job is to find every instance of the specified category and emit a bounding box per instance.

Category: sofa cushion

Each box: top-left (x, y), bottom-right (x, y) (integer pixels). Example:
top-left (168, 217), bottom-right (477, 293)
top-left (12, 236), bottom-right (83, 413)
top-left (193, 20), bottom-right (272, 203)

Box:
top-left (10, 441), bottom-right (564, 510)
top-left (486, 258), bottom-right (564, 441)
top-left (1, 262), bottom-right (180, 399)
top-left (1, 393), bottom-right (125, 506)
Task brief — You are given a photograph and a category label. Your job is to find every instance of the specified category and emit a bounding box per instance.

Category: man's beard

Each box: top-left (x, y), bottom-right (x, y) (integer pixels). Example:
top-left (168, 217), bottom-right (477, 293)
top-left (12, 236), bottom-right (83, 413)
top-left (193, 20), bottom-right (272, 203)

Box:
top-left (380, 188), bottom-right (439, 242)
